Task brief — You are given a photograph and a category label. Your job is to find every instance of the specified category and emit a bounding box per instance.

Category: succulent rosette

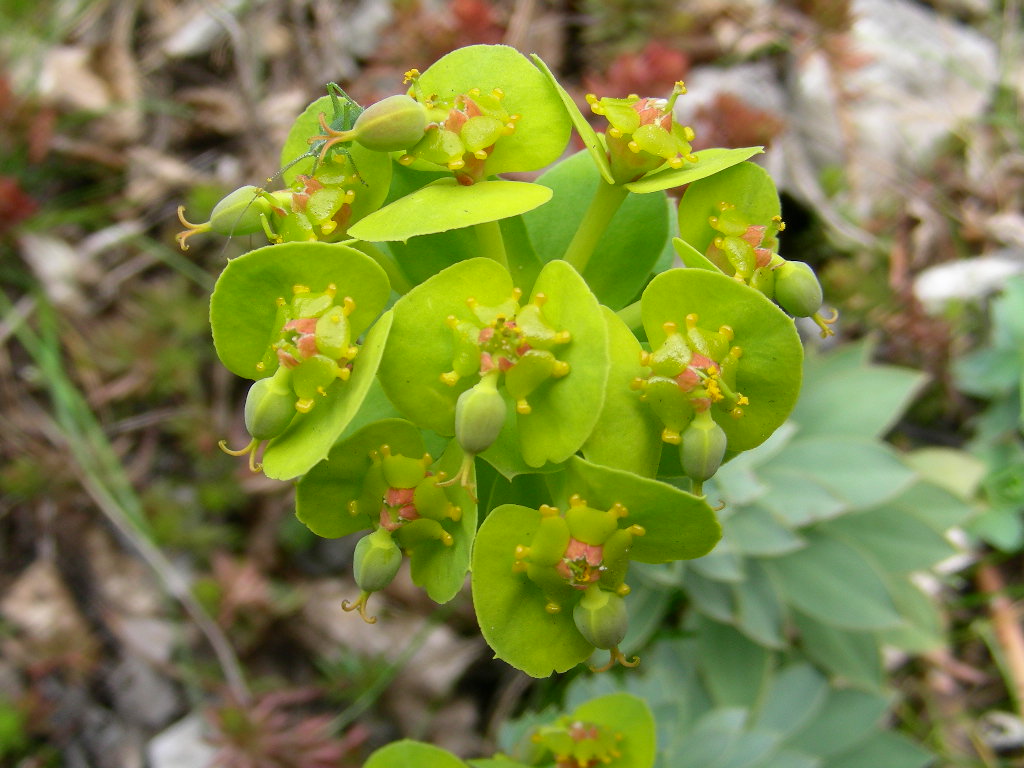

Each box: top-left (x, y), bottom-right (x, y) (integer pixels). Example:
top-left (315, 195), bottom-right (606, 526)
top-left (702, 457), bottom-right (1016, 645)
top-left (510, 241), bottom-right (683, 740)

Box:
top-left (471, 457), bottom-right (719, 677)
top-left (296, 419), bottom-right (475, 615)
top-left (377, 258), bottom-right (608, 478)
top-left (209, 242), bottom-right (391, 479)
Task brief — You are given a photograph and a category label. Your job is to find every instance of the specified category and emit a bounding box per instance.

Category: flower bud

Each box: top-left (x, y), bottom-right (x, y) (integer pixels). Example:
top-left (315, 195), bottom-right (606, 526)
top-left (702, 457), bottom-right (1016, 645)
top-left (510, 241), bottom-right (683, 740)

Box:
top-left (454, 372), bottom-right (507, 456)
top-left (773, 260), bottom-right (824, 318)
top-left (681, 410), bottom-right (728, 485)
top-left (243, 367), bottom-right (295, 440)
top-left (573, 586), bottom-right (628, 650)
top-left (352, 527), bottom-right (403, 593)
top-left (350, 94), bottom-right (428, 152)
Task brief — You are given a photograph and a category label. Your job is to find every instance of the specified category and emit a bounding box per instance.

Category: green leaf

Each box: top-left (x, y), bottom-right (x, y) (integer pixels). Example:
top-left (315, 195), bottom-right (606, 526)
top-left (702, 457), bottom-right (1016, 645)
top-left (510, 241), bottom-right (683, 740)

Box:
top-left (417, 45), bottom-right (572, 177)
top-left (209, 242), bottom-right (390, 380)
top-left (792, 612), bottom-right (884, 690)
top-left (583, 308), bottom-right (664, 477)
top-left (471, 503), bottom-right (594, 677)
top-left (296, 417), bottom-right (425, 538)
top-left (564, 456), bottom-right (721, 563)
top-left (732, 559), bottom-right (787, 648)
top-left (723, 505), bottom-right (805, 557)
top-left (786, 688), bottom-right (892, 758)
top-left (523, 148), bottom-right (670, 308)
top-left (261, 310), bottom-right (392, 480)
top-left (752, 664), bottom-right (829, 739)
top-left (673, 708), bottom-right (748, 768)
top-left (875, 576), bottom-right (945, 653)
top-left (348, 179), bottom-right (553, 242)
top-left (642, 269), bottom-right (803, 455)
top-left (767, 437), bottom-right (916, 510)
top-left (379, 258), bottom-right (514, 434)
top-left (826, 731), bottom-right (932, 768)
top-left (673, 237), bottom-right (724, 273)
top-left (364, 740), bottom-right (467, 768)
top-left (531, 53), bottom-right (615, 185)
top-left (625, 147), bottom-right (764, 195)
top-left (789, 365), bottom-right (925, 440)
top-left (685, 568), bottom-right (736, 624)
top-left (675, 161), bottom-right (779, 257)
top-left (570, 693), bottom-right (658, 768)
top-left (515, 260), bottom-right (609, 467)
top-left (764, 532), bottom-right (902, 630)
top-left (755, 467), bottom-right (846, 527)
top-left (694, 616), bottom-right (773, 709)
top-left (904, 447), bottom-right (986, 500)
top-left (819, 508), bottom-right (955, 573)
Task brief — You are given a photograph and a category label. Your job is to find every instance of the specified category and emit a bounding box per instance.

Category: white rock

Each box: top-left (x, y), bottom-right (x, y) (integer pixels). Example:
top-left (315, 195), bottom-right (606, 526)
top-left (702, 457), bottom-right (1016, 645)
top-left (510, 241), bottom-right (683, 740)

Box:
top-left (147, 714), bottom-right (217, 768)
top-left (913, 252), bottom-right (1024, 312)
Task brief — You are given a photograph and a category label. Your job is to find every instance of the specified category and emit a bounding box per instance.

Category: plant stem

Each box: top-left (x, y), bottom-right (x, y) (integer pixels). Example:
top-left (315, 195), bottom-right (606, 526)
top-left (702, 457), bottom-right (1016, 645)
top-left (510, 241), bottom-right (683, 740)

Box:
top-left (563, 180), bottom-right (629, 274)
top-left (348, 240), bottom-right (413, 295)
top-left (475, 220), bottom-right (509, 270)
top-left (616, 300), bottom-right (642, 333)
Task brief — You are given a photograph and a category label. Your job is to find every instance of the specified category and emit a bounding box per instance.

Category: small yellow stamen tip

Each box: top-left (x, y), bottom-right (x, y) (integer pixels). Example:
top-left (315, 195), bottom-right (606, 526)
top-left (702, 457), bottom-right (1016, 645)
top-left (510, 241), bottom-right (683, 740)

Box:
top-left (662, 429), bottom-right (681, 445)
top-left (473, 150), bottom-right (488, 160)
top-left (616, 584), bottom-right (631, 597)
top-left (515, 544), bottom-right (531, 560)
top-left (440, 371), bottom-right (459, 386)
top-left (627, 141), bottom-right (640, 153)
top-left (403, 69), bottom-right (421, 83)
top-left (720, 325), bottom-right (734, 340)
top-left (338, 368), bottom-right (351, 381)
top-left (569, 494), bottom-right (586, 508)
top-left (516, 400), bottom-right (531, 415)
top-left (447, 159), bottom-right (465, 170)
top-left (628, 525), bottom-right (645, 537)
top-left (440, 532), bottom-right (454, 547)
top-left (347, 500), bottom-right (359, 516)
top-left (685, 313), bottom-right (699, 328)
top-left (399, 154), bottom-right (414, 166)
top-left (539, 504), bottom-right (560, 517)
top-left (255, 361), bottom-right (265, 371)
top-left (662, 321), bottom-right (678, 334)
top-left (545, 602), bottom-right (561, 614)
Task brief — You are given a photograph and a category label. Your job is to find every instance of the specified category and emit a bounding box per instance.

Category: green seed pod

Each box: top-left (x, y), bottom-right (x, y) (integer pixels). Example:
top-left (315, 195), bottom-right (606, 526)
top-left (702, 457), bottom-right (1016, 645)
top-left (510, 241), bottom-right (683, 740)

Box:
top-left (243, 367), bottom-right (295, 440)
top-left (352, 527), bottom-right (403, 593)
top-left (681, 409), bottom-right (728, 484)
top-left (749, 264), bottom-right (776, 299)
top-left (350, 94), bottom-right (428, 152)
top-left (573, 586), bottom-right (629, 650)
top-left (774, 260), bottom-right (824, 318)
top-left (210, 185), bottom-right (276, 236)
top-left (454, 372), bottom-right (507, 456)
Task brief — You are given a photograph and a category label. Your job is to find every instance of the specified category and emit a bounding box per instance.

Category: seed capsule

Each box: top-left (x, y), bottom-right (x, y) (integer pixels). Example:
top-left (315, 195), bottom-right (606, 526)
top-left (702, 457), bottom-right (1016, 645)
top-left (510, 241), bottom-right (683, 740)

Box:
top-left (349, 94), bottom-right (429, 152)
top-left (573, 585), bottom-right (629, 650)
top-left (454, 372), bottom-right (507, 456)
top-left (681, 409), bottom-right (728, 489)
top-left (243, 367), bottom-right (295, 440)
top-left (352, 527), bottom-right (403, 594)
top-left (773, 260), bottom-right (824, 318)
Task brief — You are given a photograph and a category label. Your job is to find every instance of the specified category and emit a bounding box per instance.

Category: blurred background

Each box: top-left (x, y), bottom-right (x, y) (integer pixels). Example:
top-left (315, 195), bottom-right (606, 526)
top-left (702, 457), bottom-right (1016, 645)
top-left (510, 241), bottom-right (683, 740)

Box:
top-left (0, 0), bottom-right (1022, 766)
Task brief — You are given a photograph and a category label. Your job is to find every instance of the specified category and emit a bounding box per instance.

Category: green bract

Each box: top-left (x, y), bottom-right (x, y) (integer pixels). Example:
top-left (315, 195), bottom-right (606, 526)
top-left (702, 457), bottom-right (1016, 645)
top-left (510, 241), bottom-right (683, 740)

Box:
top-left (378, 257), bottom-right (608, 471)
top-left (638, 268), bottom-right (803, 460)
top-left (472, 457), bottom-right (718, 676)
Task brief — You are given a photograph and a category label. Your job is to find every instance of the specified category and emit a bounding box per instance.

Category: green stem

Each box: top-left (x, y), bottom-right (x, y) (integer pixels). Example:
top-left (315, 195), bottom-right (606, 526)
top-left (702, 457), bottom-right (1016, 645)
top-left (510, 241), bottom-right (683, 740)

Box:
top-left (616, 300), bottom-right (642, 333)
top-left (562, 180), bottom-right (629, 274)
top-left (475, 220), bottom-right (509, 270)
top-left (347, 240), bottom-right (414, 295)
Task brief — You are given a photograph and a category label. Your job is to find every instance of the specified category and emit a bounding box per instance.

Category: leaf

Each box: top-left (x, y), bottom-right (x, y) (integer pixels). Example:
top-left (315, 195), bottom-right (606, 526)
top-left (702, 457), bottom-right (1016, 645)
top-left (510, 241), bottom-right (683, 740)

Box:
top-left (209, 242), bottom-right (390, 380)
top-left (874, 576), bottom-right (945, 653)
top-left (767, 437), bottom-right (916, 510)
top-left (723, 505), bottom-right (805, 557)
top-left (364, 740), bottom-right (467, 768)
top-left (471, 504), bottom-right (594, 677)
top-left (825, 731), bottom-right (932, 768)
top-left (674, 237), bottom-right (724, 273)
top-left (685, 568), bottom-right (736, 624)
top-left (673, 708), bottom-right (749, 768)
top-left (261, 310), bottom-right (392, 480)
top-left (752, 664), bottom-right (829, 739)
top-left (786, 688), bottom-right (892, 758)
top-left (818, 508), bottom-right (955, 574)
top-left (904, 447), bottom-right (986, 500)
top-left (732, 559), bottom-right (787, 648)
top-left (295, 417), bottom-right (425, 538)
top-left (792, 612), bottom-right (884, 690)
top-left (570, 693), bottom-right (658, 768)
top-left (675, 161), bottom-right (779, 257)
top-left (690, 541), bottom-right (746, 583)
top-left (523, 148), bottom-right (670, 308)
top-left (693, 616), bottom-right (773, 709)
top-left (348, 179), bottom-right (553, 242)
top-left (531, 53), bottom-right (615, 185)
top-left (564, 456), bottom-right (722, 563)
top-left (642, 269), bottom-right (804, 455)
top-left (789, 365), bottom-right (926, 440)
top-left (755, 466), bottom-right (847, 527)
top-left (625, 147), bottom-right (764, 195)
top-left (515, 260), bottom-right (610, 467)
top-left (763, 532), bottom-right (902, 630)
top-left (417, 45), bottom-right (572, 177)
top-left (583, 308), bottom-right (664, 477)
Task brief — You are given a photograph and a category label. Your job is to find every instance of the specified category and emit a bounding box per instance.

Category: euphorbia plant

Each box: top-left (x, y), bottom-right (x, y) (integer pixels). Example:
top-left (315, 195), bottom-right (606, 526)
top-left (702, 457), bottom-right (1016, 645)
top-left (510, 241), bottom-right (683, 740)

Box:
top-left (180, 41), bottom-right (836, 759)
